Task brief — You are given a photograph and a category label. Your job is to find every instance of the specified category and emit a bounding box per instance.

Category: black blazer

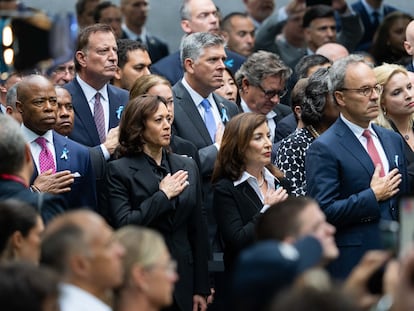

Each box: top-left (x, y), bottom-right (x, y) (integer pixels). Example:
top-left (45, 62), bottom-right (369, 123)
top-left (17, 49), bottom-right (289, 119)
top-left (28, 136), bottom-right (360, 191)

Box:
top-left (104, 152), bottom-right (210, 311)
top-left (213, 176), bottom-right (291, 270)
top-left (121, 31), bottom-right (169, 63)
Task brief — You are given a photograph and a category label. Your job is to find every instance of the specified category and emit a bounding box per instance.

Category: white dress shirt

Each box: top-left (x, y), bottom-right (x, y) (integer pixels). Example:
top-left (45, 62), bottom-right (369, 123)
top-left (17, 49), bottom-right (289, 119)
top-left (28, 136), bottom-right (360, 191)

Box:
top-left (59, 283), bottom-right (112, 311)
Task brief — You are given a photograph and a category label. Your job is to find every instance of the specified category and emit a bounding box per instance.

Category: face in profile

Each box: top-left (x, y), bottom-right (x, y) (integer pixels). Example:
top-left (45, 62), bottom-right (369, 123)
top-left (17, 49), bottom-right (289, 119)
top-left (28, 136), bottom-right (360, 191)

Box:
top-left (53, 88), bottom-right (74, 137)
top-left (141, 248), bottom-right (178, 309)
top-left (215, 69), bottom-right (238, 102)
top-left (15, 216), bottom-right (44, 264)
top-left (381, 72), bottom-right (414, 117)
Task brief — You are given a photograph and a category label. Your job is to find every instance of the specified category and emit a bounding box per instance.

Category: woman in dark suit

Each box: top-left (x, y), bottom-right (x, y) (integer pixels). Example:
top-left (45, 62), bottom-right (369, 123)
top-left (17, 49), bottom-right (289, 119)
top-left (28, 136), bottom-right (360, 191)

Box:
top-left (104, 95), bottom-right (210, 311)
top-left (212, 113), bottom-right (290, 270)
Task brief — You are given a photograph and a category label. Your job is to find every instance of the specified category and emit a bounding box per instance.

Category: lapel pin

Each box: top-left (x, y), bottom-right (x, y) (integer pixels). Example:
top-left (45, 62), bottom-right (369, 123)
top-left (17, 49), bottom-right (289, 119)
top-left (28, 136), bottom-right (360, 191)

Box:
top-left (116, 106), bottom-right (124, 120)
top-left (60, 147), bottom-right (69, 160)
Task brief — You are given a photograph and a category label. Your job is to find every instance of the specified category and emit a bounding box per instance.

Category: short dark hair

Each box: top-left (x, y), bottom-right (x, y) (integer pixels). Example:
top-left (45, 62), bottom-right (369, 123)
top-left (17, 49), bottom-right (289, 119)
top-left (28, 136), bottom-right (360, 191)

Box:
top-left (116, 39), bottom-right (148, 69)
top-left (76, 0), bottom-right (97, 16)
top-left (93, 1), bottom-right (117, 23)
top-left (302, 5), bottom-right (334, 28)
top-left (75, 23), bottom-right (115, 71)
top-left (295, 54), bottom-right (331, 79)
top-left (221, 12), bottom-right (250, 31)
top-left (256, 197), bottom-right (316, 241)
top-left (0, 262), bottom-right (59, 311)
top-left (0, 200), bottom-right (39, 258)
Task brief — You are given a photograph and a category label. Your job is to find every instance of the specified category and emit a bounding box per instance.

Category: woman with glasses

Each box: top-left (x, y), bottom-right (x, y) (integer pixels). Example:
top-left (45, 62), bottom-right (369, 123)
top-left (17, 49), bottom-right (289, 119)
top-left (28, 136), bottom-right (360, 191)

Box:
top-left (212, 112), bottom-right (290, 270)
top-left (114, 226), bottom-right (178, 311)
top-left (104, 95), bottom-right (210, 311)
top-left (374, 63), bottom-right (414, 185)
top-left (276, 68), bottom-right (339, 196)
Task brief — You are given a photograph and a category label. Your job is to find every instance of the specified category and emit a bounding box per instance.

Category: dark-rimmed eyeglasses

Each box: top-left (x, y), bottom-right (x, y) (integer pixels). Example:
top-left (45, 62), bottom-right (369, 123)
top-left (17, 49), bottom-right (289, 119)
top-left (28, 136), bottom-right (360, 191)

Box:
top-left (257, 84), bottom-right (288, 99)
top-left (340, 84), bottom-right (383, 97)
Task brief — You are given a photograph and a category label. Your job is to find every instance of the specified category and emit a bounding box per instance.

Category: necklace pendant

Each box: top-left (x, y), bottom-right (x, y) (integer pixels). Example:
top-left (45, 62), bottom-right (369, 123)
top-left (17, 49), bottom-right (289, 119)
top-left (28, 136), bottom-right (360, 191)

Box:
top-left (405, 134), bottom-right (410, 140)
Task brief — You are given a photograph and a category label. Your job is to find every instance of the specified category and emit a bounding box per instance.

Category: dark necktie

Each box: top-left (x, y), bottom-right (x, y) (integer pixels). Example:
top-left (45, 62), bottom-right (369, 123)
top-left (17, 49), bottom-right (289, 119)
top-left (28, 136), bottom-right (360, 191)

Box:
top-left (363, 130), bottom-right (385, 177)
top-left (372, 11), bottom-right (380, 29)
top-left (35, 137), bottom-right (56, 173)
top-left (200, 98), bottom-right (216, 142)
top-left (94, 92), bottom-right (106, 143)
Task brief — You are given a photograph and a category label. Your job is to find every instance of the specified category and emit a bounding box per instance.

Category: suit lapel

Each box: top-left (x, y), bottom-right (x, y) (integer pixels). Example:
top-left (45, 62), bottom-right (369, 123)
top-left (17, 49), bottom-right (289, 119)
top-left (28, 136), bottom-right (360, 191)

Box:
top-left (213, 93), bottom-right (230, 125)
top-left (335, 119), bottom-right (375, 176)
top-left (107, 85), bottom-right (124, 129)
top-left (53, 132), bottom-right (71, 171)
top-left (70, 79), bottom-right (100, 144)
top-left (238, 182), bottom-right (262, 211)
top-left (129, 154), bottom-right (160, 195)
top-left (373, 125), bottom-right (398, 170)
top-left (174, 82), bottom-right (213, 144)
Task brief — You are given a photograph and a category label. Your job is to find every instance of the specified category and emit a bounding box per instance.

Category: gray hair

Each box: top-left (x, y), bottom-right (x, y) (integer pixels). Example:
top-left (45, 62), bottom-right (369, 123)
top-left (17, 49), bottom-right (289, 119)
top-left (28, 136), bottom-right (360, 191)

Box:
top-left (0, 114), bottom-right (26, 174)
top-left (180, 0), bottom-right (191, 20)
top-left (301, 67), bottom-right (333, 126)
top-left (235, 51), bottom-right (292, 88)
top-left (180, 32), bottom-right (225, 68)
top-left (329, 54), bottom-right (371, 93)
top-left (6, 84), bottom-right (18, 109)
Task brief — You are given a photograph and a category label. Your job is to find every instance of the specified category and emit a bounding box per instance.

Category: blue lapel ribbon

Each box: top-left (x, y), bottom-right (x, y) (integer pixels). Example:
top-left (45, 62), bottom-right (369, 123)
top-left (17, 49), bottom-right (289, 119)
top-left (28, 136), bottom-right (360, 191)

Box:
top-left (60, 147), bottom-right (69, 161)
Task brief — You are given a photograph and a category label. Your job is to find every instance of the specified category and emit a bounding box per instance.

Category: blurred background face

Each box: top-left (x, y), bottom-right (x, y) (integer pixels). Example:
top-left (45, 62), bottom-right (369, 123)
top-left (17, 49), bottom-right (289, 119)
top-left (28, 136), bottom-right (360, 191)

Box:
top-left (387, 17), bottom-right (411, 54)
top-left (224, 16), bottom-right (255, 57)
top-left (244, 0), bottom-right (275, 23)
top-left (215, 69), bottom-right (238, 102)
top-left (181, 0), bottom-right (219, 34)
top-left (98, 6), bottom-right (123, 39)
top-left (16, 216), bottom-right (44, 264)
top-left (122, 0), bottom-right (149, 29)
top-left (54, 88), bottom-right (74, 136)
top-left (147, 83), bottom-right (174, 121)
top-left (49, 61), bottom-right (75, 86)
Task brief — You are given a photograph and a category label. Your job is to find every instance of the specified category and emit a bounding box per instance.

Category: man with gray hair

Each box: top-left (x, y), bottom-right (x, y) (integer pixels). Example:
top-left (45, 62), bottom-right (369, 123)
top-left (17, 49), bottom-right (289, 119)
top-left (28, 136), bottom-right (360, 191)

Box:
top-left (5, 84), bottom-right (22, 123)
top-left (0, 114), bottom-right (66, 223)
top-left (236, 50), bottom-right (292, 143)
top-left (305, 54), bottom-right (408, 279)
top-left (173, 32), bottom-right (239, 249)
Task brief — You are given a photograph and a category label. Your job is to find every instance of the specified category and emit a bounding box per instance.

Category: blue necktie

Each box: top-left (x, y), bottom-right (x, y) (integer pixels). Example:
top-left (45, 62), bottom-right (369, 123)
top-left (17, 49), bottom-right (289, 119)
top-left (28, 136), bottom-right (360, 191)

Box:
top-left (200, 98), bottom-right (216, 142)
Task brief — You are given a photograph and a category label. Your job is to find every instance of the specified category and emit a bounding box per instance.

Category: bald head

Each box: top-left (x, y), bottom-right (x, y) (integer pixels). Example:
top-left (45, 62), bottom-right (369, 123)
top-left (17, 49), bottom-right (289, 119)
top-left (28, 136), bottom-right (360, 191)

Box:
top-left (405, 21), bottom-right (414, 56)
top-left (316, 43), bottom-right (349, 62)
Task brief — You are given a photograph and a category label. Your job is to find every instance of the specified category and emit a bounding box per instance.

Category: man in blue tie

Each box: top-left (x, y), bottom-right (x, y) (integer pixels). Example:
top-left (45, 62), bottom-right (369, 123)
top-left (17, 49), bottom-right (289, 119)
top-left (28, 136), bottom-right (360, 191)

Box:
top-left (172, 32), bottom-right (239, 248)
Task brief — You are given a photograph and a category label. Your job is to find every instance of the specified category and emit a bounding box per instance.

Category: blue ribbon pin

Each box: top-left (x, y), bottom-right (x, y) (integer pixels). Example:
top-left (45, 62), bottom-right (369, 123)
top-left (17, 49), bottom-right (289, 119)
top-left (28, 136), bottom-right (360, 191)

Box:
top-left (221, 107), bottom-right (229, 123)
top-left (61, 147), bottom-right (69, 160)
top-left (116, 106), bottom-right (124, 120)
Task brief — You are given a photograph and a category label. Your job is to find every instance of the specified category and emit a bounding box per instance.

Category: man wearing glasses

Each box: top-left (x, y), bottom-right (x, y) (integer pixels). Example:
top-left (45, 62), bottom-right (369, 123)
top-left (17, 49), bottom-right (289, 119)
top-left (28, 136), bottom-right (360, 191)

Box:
top-left (305, 55), bottom-right (408, 279)
top-left (48, 60), bottom-right (75, 86)
top-left (236, 50), bottom-right (292, 142)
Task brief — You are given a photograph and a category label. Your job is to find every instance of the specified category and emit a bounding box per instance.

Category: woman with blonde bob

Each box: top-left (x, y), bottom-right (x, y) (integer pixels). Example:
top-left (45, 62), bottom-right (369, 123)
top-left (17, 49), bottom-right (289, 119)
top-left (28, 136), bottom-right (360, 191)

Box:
top-left (114, 226), bottom-right (178, 311)
top-left (374, 63), bottom-right (414, 185)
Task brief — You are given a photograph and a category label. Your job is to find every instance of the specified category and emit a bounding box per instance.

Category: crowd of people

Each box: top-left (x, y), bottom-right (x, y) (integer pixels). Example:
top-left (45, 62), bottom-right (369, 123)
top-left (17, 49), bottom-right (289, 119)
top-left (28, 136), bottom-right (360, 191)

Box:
top-left (2, 0), bottom-right (414, 310)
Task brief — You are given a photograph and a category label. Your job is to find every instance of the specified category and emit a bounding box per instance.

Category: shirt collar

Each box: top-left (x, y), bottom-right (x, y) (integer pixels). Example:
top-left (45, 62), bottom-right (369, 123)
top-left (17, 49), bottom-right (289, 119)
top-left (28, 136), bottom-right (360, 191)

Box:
top-left (240, 98), bottom-right (277, 119)
top-left (234, 167), bottom-right (276, 186)
top-left (122, 24), bottom-right (147, 42)
top-left (181, 77), bottom-right (215, 107)
top-left (76, 75), bottom-right (109, 103)
top-left (361, 0), bottom-right (383, 18)
top-left (340, 113), bottom-right (377, 139)
top-left (21, 124), bottom-right (54, 144)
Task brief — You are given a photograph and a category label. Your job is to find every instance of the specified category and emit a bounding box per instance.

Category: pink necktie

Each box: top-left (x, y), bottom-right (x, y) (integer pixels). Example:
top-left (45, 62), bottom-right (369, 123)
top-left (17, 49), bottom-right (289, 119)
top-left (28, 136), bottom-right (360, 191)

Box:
top-left (35, 137), bottom-right (56, 174)
top-left (362, 130), bottom-right (385, 177)
top-left (94, 92), bottom-right (106, 143)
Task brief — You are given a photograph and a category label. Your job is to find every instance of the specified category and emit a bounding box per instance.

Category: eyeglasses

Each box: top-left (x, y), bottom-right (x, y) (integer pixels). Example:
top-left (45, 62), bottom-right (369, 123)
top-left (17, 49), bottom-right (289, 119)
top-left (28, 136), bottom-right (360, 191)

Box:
top-left (257, 84), bottom-right (288, 99)
top-left (54, 65), bottom-right (75, 76)
top-left (340, 84), bottom-right (383, 97)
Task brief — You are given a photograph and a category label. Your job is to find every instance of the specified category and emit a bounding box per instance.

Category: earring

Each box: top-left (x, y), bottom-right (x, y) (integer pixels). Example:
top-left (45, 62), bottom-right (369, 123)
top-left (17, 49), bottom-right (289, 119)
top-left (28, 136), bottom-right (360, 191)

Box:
top-left (383, 106), bottom-right (387, 115)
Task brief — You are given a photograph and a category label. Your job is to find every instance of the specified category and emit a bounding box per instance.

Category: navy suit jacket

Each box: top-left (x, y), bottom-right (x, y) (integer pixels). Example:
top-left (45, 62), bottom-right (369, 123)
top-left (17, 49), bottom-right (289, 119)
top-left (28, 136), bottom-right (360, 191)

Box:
top-left (0, 179), bottom-right (66, 224)
top-left (121, 31), bottom-right (169, 63)
top-left (351, 0), bottom-right (397, 51)
top-left (30, 132), bottom-right (97, 210)
top-left (152, 49), bottom-right (245, 86)
top-left (406, 62), bottom-right (414, 73)
top-left (64, 79), bottom-right (129, 147)
top-left (306, 118), bottom-right (408, 279)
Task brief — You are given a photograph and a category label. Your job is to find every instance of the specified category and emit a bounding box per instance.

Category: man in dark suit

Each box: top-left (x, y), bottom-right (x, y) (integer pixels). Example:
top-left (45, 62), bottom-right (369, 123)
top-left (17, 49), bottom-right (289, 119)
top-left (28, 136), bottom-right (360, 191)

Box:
top-left (351, 0), bottom-right (397, 51)
top-left (0, 114), bottom-right (66, 224)
top-left (113, 39), bottom-right (151, 90)
top-left (306, 55), bottom-right (408, 279)
top-left (173, 32), bottom-right (239, 248)
top-left (17, 75), bottom-right (97, 210)
top-left (235, 50), bottom-right (292, 143)
top-left (120, 0), bottom-right (169, 63)
top-left (64, 24), bottom-right (129, 158)
top-left (151, 0), bottom-right (245, 86)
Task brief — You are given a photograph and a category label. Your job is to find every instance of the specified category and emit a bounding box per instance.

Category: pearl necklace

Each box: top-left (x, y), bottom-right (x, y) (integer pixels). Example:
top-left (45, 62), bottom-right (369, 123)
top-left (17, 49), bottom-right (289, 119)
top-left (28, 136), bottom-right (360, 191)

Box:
top-left (307, 125), bottom-right (320, 138)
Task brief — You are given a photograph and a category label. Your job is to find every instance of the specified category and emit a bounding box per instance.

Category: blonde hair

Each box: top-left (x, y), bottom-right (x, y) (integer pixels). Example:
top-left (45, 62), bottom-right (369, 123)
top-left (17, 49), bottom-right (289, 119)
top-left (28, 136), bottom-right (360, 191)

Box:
top-left (115, 226), bottom-right (167, 287)
top-left (374, 63), bottom-right (414, 129)
top-left (129, 74), bottom-right (171, 100)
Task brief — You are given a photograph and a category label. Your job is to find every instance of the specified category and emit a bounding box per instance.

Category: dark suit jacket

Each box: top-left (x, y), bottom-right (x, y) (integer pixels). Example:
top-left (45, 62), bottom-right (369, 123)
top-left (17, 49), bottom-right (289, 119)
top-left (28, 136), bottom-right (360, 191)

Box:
top-left (305, 118), bottom-right (408, 279)
top-left (152, 50), bottom-right (246, 86)
top-left (172, 80), bottom-right (240, 247)
top-left (170, 134), bottom-right (201, 170)
top-left (406, 62), bottom-right (414, 73)
top-left (105, 152), bottom-right (210, 311)
top-left (64, 79), bottom-right (129, 147)
top-left (274, 112), bottom-right (297, 142)
top-left (351, 0), bottom-right (397, 51)
top-left (0, 179), bottom-right (66, 224)
top-left (121, 31), bottom-right (169, 63)
top-left (213, 177), bottom-right (291, 270)
top-left (30, 132), bottom-right (97, 210)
